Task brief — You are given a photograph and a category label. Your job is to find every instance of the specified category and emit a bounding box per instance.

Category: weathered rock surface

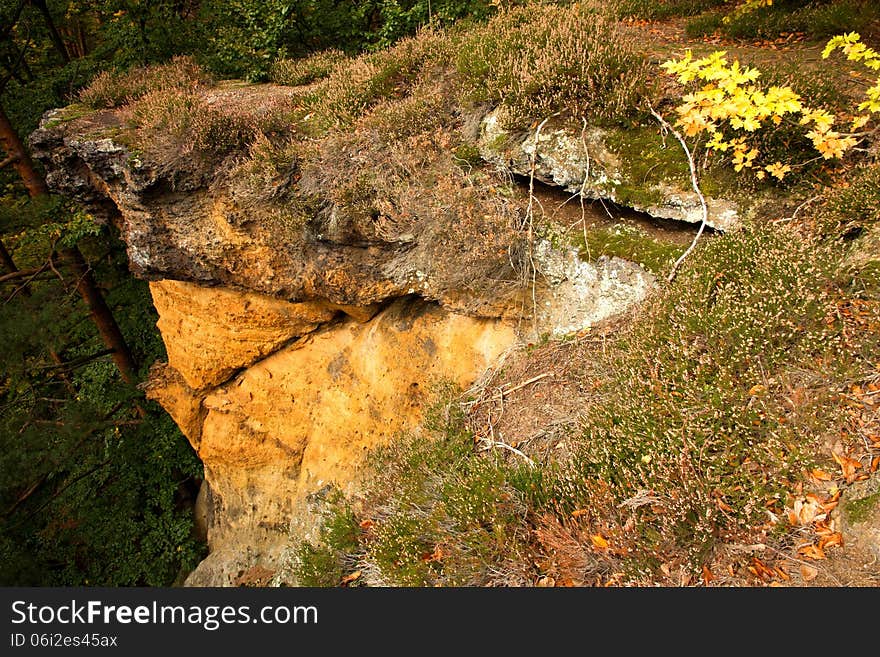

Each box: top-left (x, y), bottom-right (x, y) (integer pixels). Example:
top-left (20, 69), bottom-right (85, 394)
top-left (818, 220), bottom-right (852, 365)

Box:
top-left (476, 108), bottom-right (740, 232)
top-left (29, 93), bottom-right (527, 318)
top-left (150, 280), bottom-right (354, 390)
top-left (148, 294), bottom-right (518, 585)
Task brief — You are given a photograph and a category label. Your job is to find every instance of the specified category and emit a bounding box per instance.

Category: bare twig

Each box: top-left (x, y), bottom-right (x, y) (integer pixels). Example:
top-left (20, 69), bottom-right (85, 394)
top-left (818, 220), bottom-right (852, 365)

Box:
top-left (648, 104), bottom-right (710, 283)
top-left (773, 193), bottom-right (824, 224)
top-left (479, 437), bottom-right (536, 467)
top-left (0, 265), bottom-right (42, 283)
top-left (499, 372), bottom-right (555, 397)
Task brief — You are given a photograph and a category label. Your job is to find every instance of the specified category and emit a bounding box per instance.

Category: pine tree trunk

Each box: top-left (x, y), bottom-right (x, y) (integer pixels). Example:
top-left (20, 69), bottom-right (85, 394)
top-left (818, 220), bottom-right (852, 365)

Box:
top-left (30, 0), bottom-right (70, 64)
top-left (58, 247), bottom-right (138, 385)
top-left (0, 103), bottom-right (49, 197)
top-left (0, 100), bottom-right (139, 386)
top-left (0, 238), bottom-right (18, 273)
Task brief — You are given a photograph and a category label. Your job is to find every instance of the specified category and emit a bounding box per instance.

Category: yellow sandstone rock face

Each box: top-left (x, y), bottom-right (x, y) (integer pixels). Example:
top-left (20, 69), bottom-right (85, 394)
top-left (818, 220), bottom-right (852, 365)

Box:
top-left (150, 280), bottom-right (355, 390)
top-left (145, 283), bottom-right (518, 585)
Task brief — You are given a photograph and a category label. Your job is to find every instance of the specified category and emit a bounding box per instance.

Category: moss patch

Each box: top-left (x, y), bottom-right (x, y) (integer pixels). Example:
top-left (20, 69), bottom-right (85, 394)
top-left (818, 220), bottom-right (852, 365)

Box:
top-left (603, 124), bottom-right (746, 207)
top-left (42, 103), bottom-right (92, 129)
top-left (576, 224), bottom-right (685, 275)
top-left (846, 492), bottom-right (880, 524)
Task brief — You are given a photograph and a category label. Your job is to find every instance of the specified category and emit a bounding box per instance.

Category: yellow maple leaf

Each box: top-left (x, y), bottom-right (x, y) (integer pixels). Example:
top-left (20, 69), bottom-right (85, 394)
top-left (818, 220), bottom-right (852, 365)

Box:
top-left (851, 115), bottom-right (870, 130)
top-left (590, 534), bottom-right (609, 550)
top-left (765, 162), bottom-right (791, 180)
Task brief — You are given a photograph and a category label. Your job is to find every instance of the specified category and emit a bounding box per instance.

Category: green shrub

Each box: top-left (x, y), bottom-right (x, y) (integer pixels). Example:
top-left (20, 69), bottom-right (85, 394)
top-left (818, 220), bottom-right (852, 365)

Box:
top-left (686, 0), bottom-right (878, 40)
top-left (614, 0), bottom-right (727, 20)
top-left (289, 496), bottom-right (361, 587)
top-left (573, 221), bottom-right (847, 570)
top-left (818, 164), bottom-right (880, 237)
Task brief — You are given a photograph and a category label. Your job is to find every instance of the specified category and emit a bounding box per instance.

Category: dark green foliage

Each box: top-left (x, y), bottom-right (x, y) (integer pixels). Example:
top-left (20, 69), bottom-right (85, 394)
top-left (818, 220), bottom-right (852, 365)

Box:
top-left (614, 0), bottom-right (728, 20)
top-left (0, 215), bottom-right (205, 585)
top-left (200, 0), bottom-right (496, 82)
top-left (685, 0), bottom-right (879, 40)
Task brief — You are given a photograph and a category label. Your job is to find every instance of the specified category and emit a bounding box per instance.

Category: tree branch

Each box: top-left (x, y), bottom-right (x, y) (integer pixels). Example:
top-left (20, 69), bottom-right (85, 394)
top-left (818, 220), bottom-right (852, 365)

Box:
top-left (648, 103), bottom-right (710, 283)
top-left (0, 265), bottom-right (44, 283)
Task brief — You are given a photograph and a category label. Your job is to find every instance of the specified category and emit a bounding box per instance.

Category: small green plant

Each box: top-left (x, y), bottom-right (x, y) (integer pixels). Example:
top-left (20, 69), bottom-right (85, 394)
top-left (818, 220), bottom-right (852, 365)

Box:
top-left (289, 493), bottom-right (361, 587)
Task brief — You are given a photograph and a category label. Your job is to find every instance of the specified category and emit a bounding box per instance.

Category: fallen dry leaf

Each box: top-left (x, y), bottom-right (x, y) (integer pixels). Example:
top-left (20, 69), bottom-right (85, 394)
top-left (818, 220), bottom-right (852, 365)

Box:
top-left (717, 498), bottom-right (734, 513)
top-left (832, 451), bottom-right (863, 483)
top-left (748, 557), bottom-right (776, 580)
top-left (818, 532), bottom-right (843, 550)
top-left (340, 570), bottom-right (361, 586)
top-left (701, 565), bottom-right (714, 585)
top-left (800, 564), bottom-right (818, 581)
top-left (421, 545), bottom-right (444, 563)
top-left (787, 497), bottom-right (825, 526)
top-left (810, 468), bottom-right (833, 482)
top-left (590, 534), bottom-right (609, 550)
top-left (536, 576), bottom-right (555, 587)
top-left (797, 543), bottom-right (827, 560)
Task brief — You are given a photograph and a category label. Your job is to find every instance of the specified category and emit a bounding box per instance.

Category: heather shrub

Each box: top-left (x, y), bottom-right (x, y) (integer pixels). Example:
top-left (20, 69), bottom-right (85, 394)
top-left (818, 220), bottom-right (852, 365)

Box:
top-left (358, 84), bottom-right (450, 141)
top-left (269, 50), bottom-right (348, 87)
top-left (79, 56), bottom-right (211, 109)
top-left (303, 29), bottom-right (446, 130)
top-left (456, 3), bottom-right (653, 128)
top-left (130, 86), bottom-right (298, 156)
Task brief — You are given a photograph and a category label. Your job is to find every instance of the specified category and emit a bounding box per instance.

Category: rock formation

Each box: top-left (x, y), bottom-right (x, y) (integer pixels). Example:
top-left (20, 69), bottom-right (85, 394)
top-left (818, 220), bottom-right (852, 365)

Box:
top-left (30, 84), bottom-right (703, 584)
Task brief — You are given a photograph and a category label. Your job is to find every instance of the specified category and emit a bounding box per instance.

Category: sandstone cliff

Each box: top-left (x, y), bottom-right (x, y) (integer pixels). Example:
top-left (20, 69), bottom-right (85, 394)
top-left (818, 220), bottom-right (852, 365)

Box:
top-left (29, 79), bottom-right (727, 585)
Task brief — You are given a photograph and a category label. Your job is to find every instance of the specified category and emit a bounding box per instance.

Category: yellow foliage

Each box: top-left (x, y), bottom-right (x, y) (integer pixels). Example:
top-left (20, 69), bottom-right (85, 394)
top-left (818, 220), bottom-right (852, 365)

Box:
top-left (661, 33), bottom-right (879, 182)
top-left (723, 0), bottom-right (774, 25)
